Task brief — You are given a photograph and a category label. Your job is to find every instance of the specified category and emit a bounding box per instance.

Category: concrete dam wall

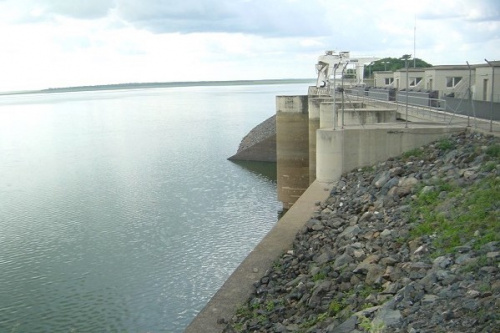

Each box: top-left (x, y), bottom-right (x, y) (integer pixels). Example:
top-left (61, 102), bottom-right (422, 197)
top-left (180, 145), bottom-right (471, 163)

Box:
top-left (187, 88), bottom-right (478, 332)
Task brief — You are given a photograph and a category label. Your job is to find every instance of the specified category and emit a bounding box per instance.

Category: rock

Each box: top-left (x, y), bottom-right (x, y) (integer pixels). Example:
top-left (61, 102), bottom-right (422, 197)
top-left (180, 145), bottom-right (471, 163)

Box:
top-left (380, 229), bottom-right (392, 238)
top-left (314, 251), bottom-right (333, 265)
top-left (397, 176), bottom-right (419, 196)
top-left (359, 212), bottom-right (373, 223)
top-left (421, 294), bottom-right (439, 304)
top-left (381, 281), bottom-right (400, 294)
top-left (373, 171), bottom-right (391, 188)
top-left (272, 323), bottom-right (288, 332)
top-left (433, 256), bottom-right (452, 269)
top-left (463, 169), bottom-right (476, 179)
top-left (326, 315), bottom-right (357, 333)
top-left (381, 177), bottom-right (399, 195)
top-left (365, 265), bottom-right (385, 285)
top-left (486, 251), bottom-right (500, 259)
top-left (420, 185), bottom-right (435, 194)
top-left (380, 257), bottom-right (398, 266)
top-left (306, 218), bottom-right (324, 231)
top-left (466, 289), bottom-right (480, 298)
top-left (373, 302), bottom-right (402, 328)
top-left (308, 280), bottom-right (332, 307)
top-left (413, 245), bottom-right (427, 256)
top-left (454, 245), bottom-right (472, 253)
top-left (285, 323), bottom-right (299, 331)
top-left (334, 253), bottom-right (354, 268)
top-left (339, 225), bottom-right (362, 239)
top-left (455, 253), bottom-right (473, 265)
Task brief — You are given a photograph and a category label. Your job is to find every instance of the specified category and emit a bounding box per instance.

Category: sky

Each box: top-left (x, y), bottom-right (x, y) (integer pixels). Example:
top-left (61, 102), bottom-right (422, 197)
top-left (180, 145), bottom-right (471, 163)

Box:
top-left (0, 0), bottom-right (498, 92)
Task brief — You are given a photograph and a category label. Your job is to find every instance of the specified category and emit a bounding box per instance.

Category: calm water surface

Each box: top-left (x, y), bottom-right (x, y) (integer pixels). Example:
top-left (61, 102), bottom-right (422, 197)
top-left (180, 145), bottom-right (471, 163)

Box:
top-left (0, 83), bottom-right (308, 332)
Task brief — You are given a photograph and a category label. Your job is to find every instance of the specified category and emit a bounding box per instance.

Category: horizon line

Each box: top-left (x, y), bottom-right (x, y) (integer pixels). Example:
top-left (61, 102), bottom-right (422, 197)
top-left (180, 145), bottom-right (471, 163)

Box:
top-left (0, 78), bottom-right (315, 96)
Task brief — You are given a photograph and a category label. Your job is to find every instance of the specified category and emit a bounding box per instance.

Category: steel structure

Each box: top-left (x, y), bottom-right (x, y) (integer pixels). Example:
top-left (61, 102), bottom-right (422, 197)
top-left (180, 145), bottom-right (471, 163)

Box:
top-left (315, 50), bottom-right (379, 91)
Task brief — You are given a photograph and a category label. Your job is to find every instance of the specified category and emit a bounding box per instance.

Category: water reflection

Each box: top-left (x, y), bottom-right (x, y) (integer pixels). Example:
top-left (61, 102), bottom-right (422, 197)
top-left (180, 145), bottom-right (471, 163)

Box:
top-left (229, 160), bottom-right (277, 182)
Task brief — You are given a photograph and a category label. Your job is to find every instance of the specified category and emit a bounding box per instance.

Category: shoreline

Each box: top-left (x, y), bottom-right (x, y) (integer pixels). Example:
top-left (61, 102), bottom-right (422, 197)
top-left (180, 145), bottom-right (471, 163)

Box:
top-left (0, 79), bottom-right (314, 96)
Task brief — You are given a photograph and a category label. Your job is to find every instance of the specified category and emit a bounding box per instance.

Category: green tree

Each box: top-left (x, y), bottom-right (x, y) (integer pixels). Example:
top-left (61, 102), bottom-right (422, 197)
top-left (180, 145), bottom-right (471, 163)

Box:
top-left (364, 56), bottom-right (432, 78)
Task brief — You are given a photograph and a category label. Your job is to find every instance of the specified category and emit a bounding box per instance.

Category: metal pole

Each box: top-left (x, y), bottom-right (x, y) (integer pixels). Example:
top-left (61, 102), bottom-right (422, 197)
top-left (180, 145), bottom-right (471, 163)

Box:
top-left (406, 58), bottom-right (409, 128)
top-left (466, 61), bottom-right (471, 127)
top-left (485, 59), bottom-right (494, 132)
top-left (413, 15), bottom-right (417, 68)
top-left (341, 62), bottom-right (349, 129)
top-left (333, 64), bottom-right (338, 130)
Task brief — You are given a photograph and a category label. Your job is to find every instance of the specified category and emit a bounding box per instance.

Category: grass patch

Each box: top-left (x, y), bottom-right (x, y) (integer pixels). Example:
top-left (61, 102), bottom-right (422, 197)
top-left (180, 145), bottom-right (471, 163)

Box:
top-left (313, 272), bottom-right (327, 281)
top-left (461, 255), bottom-right (489, 273)
top-left (481, 161), bottom-right (497, 172)
top-left (265, 300), bottom-right (275, 312)
top-left (436, 138), bottom-right (455, 151)
top-left (486, 144), bottom-right (500, 158)
top-left (328, 300), bottom-right (346, 316)
top-left (409, 176), bottom-right (500, 255)
top-left (358, 314), bottom-right (385, 333)
top-left (402, 148), bottom-right (424, 160)
top-left (300, 312), bottom-right (329, 330)
top-left (358, 285), bottom-right (384, 299)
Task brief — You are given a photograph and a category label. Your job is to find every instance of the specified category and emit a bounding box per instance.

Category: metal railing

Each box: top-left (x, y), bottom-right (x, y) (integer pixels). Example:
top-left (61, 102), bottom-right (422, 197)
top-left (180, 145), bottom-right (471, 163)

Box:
top-left (309, 85), bottom-right (499, 133)
top-left (346, 91), bottom-right (499, 132)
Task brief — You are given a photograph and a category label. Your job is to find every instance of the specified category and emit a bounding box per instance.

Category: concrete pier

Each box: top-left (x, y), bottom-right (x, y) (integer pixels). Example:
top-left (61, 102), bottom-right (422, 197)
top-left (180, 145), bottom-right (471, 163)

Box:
top-left (276, 95), bottom-right (309, 210)
top-left (307, 96), bottom-right (332, 183)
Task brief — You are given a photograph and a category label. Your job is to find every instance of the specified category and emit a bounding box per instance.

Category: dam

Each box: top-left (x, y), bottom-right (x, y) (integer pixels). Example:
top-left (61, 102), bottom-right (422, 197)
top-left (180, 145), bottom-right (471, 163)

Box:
top-left (186, 52), bottom-right (499, 332)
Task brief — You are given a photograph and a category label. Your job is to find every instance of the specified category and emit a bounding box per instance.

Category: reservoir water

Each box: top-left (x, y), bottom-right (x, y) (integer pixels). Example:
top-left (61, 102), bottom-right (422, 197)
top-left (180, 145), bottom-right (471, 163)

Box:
top-left (0, 82), bottom-right (309, 332)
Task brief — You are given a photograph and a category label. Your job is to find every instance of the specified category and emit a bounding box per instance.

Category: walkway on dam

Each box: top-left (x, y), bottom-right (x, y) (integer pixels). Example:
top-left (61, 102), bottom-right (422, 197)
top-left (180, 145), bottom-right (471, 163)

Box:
top-left (185, 180), bottom-right (333, 333)
top-left (348, 94), bottom-right (500, 135)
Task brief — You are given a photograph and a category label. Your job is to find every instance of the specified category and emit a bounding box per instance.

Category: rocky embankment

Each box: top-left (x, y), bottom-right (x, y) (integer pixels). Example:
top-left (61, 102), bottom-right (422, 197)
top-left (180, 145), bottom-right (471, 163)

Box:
top-left (228, 115), bottom-right (276, 162)
top-left (224, 131), bottom-right (500, 333)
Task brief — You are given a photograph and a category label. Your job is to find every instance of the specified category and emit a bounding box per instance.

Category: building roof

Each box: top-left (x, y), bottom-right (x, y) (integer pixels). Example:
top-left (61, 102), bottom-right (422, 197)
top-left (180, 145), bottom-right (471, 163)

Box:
top-left (380, 61), bottom-right (499, 73)
top-left (394, 67), bottom-right (427, 72)
top-left (429, 65), bottom-right (473, 70)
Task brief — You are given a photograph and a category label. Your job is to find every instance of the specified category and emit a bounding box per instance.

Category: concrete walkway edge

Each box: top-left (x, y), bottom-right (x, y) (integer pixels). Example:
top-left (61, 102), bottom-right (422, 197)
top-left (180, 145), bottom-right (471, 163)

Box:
top-left (185, 180), bottom-right (333, 333)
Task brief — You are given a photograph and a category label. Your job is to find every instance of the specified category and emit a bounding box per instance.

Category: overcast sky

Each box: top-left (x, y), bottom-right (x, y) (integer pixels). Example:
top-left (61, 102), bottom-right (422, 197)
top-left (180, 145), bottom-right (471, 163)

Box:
top-left (0, 0), bottom-right (498, 91)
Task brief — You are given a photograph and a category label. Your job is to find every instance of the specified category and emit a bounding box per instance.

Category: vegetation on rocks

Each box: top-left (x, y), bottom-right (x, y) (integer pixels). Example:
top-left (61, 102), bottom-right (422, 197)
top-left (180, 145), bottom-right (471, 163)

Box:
top-left (224, 131), bottom-right (499, 333)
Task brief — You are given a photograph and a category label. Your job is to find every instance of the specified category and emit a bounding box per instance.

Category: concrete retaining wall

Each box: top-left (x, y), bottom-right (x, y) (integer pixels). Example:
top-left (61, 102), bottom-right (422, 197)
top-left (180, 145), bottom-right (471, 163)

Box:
top-left (316, 124), bottom-right (464, 182)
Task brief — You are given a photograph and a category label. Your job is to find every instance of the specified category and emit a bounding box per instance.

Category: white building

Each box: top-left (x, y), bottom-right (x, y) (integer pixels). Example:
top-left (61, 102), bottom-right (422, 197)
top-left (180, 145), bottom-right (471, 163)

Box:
top-left (373, 61), bottom-right (500, 102)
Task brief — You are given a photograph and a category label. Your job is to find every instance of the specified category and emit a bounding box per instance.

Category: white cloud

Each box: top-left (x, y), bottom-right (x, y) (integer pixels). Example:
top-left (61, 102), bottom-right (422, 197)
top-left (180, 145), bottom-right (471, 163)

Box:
top-left (114, 0), bottom-right (331, 37)
top-left (0, 0), bottom-right (498, 91)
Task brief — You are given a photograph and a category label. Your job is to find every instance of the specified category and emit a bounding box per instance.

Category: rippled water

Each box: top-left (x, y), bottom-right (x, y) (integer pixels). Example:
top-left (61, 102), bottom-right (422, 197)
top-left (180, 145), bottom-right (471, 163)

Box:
top-left (0, 83), bottom-right (308, 332)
